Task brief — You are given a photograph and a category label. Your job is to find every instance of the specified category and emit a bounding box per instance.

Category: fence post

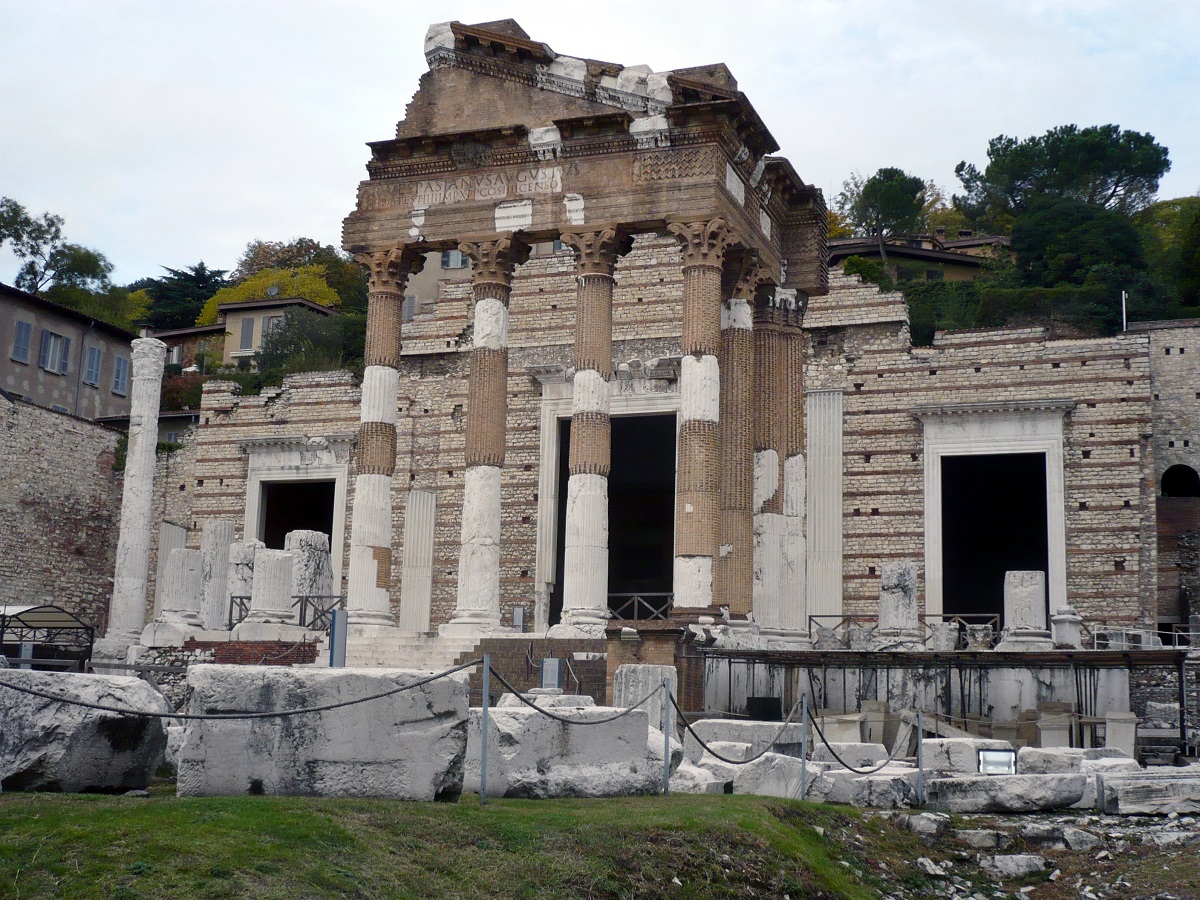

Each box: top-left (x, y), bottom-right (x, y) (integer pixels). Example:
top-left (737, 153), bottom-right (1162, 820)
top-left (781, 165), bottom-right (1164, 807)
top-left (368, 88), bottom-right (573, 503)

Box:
top-left (480, 653), bottom-right (490, 806)
top-left (799, 692), bottom-right (809, 800)
top-left (662, 678), bottom-right (671, 796)
top-left (916, 709), bottom-right (925, 808)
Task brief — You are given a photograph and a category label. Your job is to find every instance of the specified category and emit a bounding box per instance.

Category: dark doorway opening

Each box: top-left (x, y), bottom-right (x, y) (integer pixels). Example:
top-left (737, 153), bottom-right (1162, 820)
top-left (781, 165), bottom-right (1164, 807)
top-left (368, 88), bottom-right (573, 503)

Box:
top-left (941, 453), bottom-right (1048, 625)
top-left (260, 480), bottom-right (335, 549)
top-left (550, 414), bottom-right (676, 625)
top-left (1162, 464), bottom-right (1200, 498)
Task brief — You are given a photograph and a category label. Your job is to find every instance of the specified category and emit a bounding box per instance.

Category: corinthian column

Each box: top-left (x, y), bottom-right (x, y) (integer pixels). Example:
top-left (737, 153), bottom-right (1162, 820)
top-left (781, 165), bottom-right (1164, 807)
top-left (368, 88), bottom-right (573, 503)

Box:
top-left (346, 247), bottom-right (422, 626)
top-left (666, 219), bottom-right (737, 612)
top-left (100, 337), bottom-right (167, 656)
top-left (550, 227), bottom-right (629, 637)
top-left (442, 235), bottom-right (530, 636)
top-left (715, 255), bottom-right (770, 618)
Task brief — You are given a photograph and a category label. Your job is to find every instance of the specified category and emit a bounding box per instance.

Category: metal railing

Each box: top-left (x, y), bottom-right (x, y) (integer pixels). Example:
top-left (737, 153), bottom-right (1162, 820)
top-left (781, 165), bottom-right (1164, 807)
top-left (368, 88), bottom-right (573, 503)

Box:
top-left (226, 594), bottom-right (345, 632)
top-left (808, 613), bottom-right (1001, 650)
top-left (227, 595), bottom-right (251, 630)
top-left (609, 593), bottom-right (672, 621)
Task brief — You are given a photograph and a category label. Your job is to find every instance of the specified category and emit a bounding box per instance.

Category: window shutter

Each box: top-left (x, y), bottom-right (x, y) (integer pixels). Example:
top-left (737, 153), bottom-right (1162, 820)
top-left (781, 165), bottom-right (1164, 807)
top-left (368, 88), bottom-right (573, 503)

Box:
top-left (441, 250), bottom-right (451, 268)
top-left (38, 330), bottom-right (49, 368)
top-left (240, 317), bottom-right (254, 350)
top-left (59, 337), bottom-right (71, 374)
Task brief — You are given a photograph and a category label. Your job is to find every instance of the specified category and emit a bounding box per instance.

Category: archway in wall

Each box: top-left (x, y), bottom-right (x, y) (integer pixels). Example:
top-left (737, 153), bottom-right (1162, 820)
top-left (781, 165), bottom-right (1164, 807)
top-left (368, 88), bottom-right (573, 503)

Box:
top-left (550, 414), bottom-right (676, 625)
top-left (941, 453), bottom-right (1048, 625)
top-left (1162, 464), bottom-right (1200, 498)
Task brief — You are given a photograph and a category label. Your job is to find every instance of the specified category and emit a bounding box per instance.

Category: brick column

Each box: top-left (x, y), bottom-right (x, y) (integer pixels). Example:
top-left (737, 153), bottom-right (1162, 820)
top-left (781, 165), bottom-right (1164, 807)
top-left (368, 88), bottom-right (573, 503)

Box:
top-left (551, 227), bottom-right (629, 637)
top-left (667, 218), bottom-right (736, 611)
top-left (443, 235), bottom-right (530, 635)
top-left (715, 256), bottom-right (770, 617)
top-left (346, 247), bottom-right (422, 626)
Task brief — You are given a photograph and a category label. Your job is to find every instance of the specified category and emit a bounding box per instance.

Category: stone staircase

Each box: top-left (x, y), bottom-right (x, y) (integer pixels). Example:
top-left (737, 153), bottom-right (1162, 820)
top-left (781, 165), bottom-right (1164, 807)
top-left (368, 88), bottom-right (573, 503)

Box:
top-left (342, 632), bottom-right (483, 672)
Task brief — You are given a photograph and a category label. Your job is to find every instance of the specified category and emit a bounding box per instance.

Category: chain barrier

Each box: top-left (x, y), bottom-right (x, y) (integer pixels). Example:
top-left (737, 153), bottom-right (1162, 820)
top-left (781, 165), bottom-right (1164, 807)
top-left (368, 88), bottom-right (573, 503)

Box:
top-left (804, 706), bottom-right (913, 775)
top-left (485, 666), bottom-right (660, 725)
top-left (0, 659), bottom-right (483, 721)
top-left (668, 692), bottom-right (804, 765)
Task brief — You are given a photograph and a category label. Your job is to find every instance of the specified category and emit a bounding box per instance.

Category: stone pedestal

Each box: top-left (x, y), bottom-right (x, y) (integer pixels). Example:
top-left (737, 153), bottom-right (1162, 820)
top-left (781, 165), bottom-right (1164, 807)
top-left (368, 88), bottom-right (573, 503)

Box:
top-left (612, 664), bottom-right (676, 730)
top-left (929, 621), bottom-right (960, 652)
top-left (199, 519), bottom-right (235, 631)
top-left (1051, 606), bottom-right (1084, 649)
top-left (1104, 710), bottom-right (1138, 759)
top-left (223, 540), bottom-right (263, 629)
top-left (238, 549), bottom-right (295, 626)
top-left (286, 529), bottom-right (333, 626)
top-left (995, 571), bottom-right (1053, 651)
top-left (141, 548), bottom-right (204, 647)
top-left (97, 338), bottom-right (167, 659)
top-left (873, 561), bottom-right (924, 650)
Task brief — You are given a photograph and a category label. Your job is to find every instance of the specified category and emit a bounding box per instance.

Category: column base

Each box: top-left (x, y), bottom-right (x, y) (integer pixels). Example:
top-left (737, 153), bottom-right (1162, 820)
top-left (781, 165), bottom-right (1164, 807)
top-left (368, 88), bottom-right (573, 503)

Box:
top-left (547, 621), bottom-right (607, 639)
top-left (230, 622), bottom-right (320, 643)
top-left (994, 628), bottom-right (1055, 652)
top-left (140, 622), bottom-right (203, 648)
top-left (438, 614), bottom-right (499, 638)
top-left (761, 628), bottom-right (814, 650)
top-left (91, 634), bottom-right (146, 668)
top-left (871, 628), bottom-right (926, 652)
top-left (347, 609), bottom-right (397, 627)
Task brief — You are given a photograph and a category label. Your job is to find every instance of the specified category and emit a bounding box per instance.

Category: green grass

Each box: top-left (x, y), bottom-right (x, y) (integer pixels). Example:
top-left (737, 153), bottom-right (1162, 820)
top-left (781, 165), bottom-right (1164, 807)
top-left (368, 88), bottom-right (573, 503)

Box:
top-left (0, 790), bottom-right (885, 899)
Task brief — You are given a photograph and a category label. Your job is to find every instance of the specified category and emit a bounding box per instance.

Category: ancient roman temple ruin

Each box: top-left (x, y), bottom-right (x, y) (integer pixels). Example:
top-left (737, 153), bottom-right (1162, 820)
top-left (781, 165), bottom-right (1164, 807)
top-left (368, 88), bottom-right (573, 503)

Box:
top-left (78, 20), bottom-right (1200, 748)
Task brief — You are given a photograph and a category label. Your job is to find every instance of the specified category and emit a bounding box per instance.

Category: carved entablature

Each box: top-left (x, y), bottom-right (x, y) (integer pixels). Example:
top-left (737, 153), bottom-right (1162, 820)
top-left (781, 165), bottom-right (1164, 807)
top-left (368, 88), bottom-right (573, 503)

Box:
top-left (668, 218), bottom-right (739, 269)
top-left (559, 227), bottom-right (633, 277)
top-left (458, 235), bottom-right (531, 289)
top-left (353, 247), bottom-right (424, 295)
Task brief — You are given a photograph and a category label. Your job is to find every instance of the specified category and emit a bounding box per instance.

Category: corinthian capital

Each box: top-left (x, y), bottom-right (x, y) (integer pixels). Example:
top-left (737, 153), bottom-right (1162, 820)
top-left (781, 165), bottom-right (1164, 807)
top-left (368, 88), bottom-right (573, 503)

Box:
top-left (560, 227), bottom-right (633, 277)
top-left (667, 218), bottom-right (739, 268)
top-left (354, 246), bottom-right (423, 295)
top-left (458, 235), bottom-right (531, 288)
top-left (724, 251), bottom-right (774, 303)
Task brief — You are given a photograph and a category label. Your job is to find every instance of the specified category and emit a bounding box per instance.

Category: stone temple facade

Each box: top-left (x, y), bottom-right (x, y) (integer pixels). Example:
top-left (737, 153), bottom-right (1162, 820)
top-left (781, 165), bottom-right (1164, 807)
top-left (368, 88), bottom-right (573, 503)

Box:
top-left (126, 19), bottom-right (1198, 667)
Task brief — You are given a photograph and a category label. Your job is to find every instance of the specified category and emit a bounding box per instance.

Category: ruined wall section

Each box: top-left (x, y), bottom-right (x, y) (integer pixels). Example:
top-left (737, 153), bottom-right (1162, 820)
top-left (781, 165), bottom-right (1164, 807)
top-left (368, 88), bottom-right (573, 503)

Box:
top-left (0, 397), bottom-right (122, 629)
top-left (806, 268), bottom-right (1155, 625)
top-left (144, 435), bottom-right (198, 620)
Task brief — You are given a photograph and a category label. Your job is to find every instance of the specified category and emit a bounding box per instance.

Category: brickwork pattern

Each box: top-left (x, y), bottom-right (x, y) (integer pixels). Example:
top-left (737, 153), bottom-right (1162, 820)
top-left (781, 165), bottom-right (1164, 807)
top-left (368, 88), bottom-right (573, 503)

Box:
top-left (718, 318), bottom-right (754, 614)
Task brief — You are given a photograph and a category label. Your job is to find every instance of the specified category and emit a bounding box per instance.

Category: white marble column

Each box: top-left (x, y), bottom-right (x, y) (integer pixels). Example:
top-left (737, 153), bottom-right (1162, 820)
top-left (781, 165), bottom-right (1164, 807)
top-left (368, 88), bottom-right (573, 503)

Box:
top-left (199, 519), bottom-right (235, 631)
top-left (805, 389), bottom-right (843, 620)
top-left (398, 489), bottom-right (437, 633)
top-left (101, 337), bottom-right (167, 655)
top-left (242, 549), bottom-right (296, 624)
top-left (286, 529), bottom-right (333, 625)
top-left (140, 548), bottom-right (204, 647)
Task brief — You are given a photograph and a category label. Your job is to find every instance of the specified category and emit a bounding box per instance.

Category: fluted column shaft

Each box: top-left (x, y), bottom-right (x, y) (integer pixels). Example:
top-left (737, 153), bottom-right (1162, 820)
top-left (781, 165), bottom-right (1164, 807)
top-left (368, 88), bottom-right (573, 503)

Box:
top-left (555, 228), bottom-right (627, 635)
top-left (668, 219), bottom-right (736, 611)
top-left (346, 248), bottom-right (421, 626)
top-left (444, 235), bottom-right (530, 635)
top-left (715, 259), bottom-right (768, 617)
top-left (107, 337), bottom-right (167, 640)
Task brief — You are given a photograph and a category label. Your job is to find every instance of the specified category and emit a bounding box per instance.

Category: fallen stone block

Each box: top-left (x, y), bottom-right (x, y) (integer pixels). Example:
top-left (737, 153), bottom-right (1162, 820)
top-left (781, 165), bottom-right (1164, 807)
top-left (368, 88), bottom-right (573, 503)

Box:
top-left (177, 665), bottom-right (468, 800)
top-left (0, 670), bottom-right (172, 792)
top-left (954, 829), bottom-right (1011, 850)
top-left (1101, 773), bottom-right (1200, 815)
top-left (731, 752), bottom-right (806, 798)
top-left (1017, 746), bottom-right (1087, 774)
top-left (980, 854), bottom-right (1045, 878)
top-left (465, 705), bottom-right (657, 798)
top-left (897, 812), bottom-right (949, 839)
top-left (925, 774), bottom-right (1088, 813)
top-left (853, 772), bottom-right (916, 809)
top-left (164, 724), bottom-right (185, 772)
top-left (646, 725), bottom-right (684, 771)
top-left (682, 719), bottom-right (807, 763)
top-left (922, 738), bottom-right (1012, 775)
top-left (670, 761), bottom-right (727, 794)
top-left (1080, 757), bottom-right (1142, 776)
top-left (812, 742), bottom-right (888, 768)
top-left (807, 764), bottom-right (912, 806)
top-left (495, 692), bottom-right (594, 709)
top-left (1061, 826), bottom-right (1101, 851)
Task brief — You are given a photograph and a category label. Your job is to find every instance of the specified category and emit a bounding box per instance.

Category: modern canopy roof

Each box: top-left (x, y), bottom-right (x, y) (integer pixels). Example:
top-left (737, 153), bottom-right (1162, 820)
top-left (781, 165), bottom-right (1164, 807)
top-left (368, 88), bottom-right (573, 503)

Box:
top-left (0, 604), bottom-right (95, 650)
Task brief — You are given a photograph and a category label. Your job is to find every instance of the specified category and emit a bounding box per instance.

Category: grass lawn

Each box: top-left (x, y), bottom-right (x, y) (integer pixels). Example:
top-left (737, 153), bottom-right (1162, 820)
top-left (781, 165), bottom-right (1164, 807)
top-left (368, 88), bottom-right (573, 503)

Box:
top-left (0, 789), bottom-right (908, 899)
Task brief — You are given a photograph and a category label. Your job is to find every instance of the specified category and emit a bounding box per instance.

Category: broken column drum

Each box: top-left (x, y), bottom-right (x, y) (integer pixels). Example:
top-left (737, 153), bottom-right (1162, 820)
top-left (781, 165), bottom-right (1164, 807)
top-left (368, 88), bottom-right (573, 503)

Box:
top-left (286, 529), bottom-right (334, 612)
top-left (346, 248), bottom-right (422, 626)
top-left (243, 549), bottom-right (296, 624)
top-left (554, 228), bottom-right (629, 637)
top-left (105, 337), bottom-right (168, 646)
top-left (668, 218), bottom-right (736, 611)
top-left (444, 236), bottom-right (530, 635)
top-left (996, 570), bottom-right (1053, 651)
top-left (152, 548), bottom-right (204, 627)
top-left (199, 519), bottom-right (236, 631)
top-left (875, 561), bottom-right (923, 649)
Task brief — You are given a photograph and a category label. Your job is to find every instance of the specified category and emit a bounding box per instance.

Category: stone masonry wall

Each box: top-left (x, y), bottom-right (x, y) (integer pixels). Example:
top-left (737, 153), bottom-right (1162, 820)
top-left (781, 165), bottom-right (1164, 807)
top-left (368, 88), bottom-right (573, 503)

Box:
top-left (0, 395), bottom-right (122, 630)
top-left (806, 268), bottom-right (1157, 626)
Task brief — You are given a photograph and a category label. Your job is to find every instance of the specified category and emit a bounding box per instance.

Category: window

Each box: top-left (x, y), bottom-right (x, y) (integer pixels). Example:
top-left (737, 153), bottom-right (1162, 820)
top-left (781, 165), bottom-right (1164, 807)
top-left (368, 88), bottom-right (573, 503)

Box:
top-left (112, 356), bottom-right (129, 395)
top-left (11, 320), bottom-right (32, 363)
top-left (165, 430), bottom-right (180, 444)
top-left (239, 317), bottom-right (255, 351)
top-left (37, 330), bottom-right (70, 375)
top-left (402, 295), bottom-right (417, 323)
top-left (166, 344), bottom-right (182, 366)
top-left (84, 346), bottom-right (102, 385)
top-left (51, 404), bottom-right (69, 414)
top-left (441, 249), bottom-right (467, 269)
top-left (262, 315), bottom-right (283, 336)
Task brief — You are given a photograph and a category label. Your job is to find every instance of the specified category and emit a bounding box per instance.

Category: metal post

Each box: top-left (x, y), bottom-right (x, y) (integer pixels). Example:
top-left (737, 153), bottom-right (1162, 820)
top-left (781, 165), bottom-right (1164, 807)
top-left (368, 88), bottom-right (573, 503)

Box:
top-left (662, 679), bottom-right (671, 796)
top-left (916, 709), bottom-right (925, 807)
top-left (799, 692), bottom-right (809, 800)
top-left (480, 653), bottom-right (490, 806)
top-left (1179, 654), bottom-right (1188, 756)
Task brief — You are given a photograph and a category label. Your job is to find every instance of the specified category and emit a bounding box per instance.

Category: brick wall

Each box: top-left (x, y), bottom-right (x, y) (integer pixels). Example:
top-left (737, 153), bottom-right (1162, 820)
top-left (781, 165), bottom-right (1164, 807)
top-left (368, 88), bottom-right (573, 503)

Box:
top-left (0, 396), bottom-right (122, 629)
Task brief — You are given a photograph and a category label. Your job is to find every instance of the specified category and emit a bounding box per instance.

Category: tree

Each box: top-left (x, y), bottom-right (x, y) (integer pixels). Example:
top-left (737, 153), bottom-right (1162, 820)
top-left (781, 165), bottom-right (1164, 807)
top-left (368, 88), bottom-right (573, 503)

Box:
top-left (1011, 197), bottom-right (1146, 288)
top-left (256, 308), bottom-right (366, 385)
top-left (1180, 206), bottom-right (1200, 306)
top-left (132, 263), bottom-right (229, 330)
top-left (1136, 196), bottom-right (1200, 305)
top-left (195, 266), bottom-right (342, 325)
top-left (0, 196), bottom-right (114, 296)
top-left (955, 125), bottom-right (1171, 231)
top-left (836, 168), bottom-right (926, 263)
top-left (234, 238), bottom-right (368, 312)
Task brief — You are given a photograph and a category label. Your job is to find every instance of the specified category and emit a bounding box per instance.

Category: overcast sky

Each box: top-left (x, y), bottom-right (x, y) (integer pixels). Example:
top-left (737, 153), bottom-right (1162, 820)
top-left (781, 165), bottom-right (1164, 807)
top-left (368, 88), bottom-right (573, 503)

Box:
top-left (2, 1), bottom-right (1198, 286)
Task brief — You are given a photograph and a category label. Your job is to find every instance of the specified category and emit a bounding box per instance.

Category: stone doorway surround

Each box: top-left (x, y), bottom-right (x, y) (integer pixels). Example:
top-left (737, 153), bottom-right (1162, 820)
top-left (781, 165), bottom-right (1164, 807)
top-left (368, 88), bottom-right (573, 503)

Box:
top-left (239, 434), bottom-right (354, 593)
top-left (914, 401), bottom-right (1074, 620)
top-left (530, 360), bottom-right (680, 633)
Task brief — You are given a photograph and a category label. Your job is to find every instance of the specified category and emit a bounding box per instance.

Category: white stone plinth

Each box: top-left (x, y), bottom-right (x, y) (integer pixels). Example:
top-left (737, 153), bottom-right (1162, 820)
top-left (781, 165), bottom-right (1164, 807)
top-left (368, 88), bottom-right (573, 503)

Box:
top-left (241, 549), bottom-right (295, 624)
top-left (875, 561), bottom-right (923, 649)
top-left (200, 519), bottom-right (236, 631)
top-left (141, 547), bottom-right (203, 646)
top-left (996, 570), bottom-right (1053, 651)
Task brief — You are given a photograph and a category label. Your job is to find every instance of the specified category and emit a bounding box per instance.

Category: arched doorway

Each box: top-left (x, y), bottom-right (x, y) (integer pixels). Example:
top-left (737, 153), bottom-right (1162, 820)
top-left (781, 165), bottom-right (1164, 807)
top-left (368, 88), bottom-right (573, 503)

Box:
top-left (1162, 464), bottom-right (1200, 497)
